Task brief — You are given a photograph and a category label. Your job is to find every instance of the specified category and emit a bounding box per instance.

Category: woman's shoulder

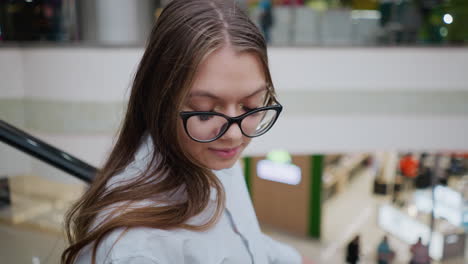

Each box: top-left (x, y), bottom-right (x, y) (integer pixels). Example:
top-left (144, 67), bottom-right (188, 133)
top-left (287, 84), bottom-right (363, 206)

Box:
top-left (79, 227), bottom-right (186, 263)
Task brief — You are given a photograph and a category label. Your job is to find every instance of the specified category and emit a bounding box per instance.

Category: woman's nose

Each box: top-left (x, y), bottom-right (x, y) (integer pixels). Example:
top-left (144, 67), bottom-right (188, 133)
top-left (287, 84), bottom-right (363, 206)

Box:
top-left (220, 122), bottom-right (243, 141)
top-left (219, 106), bottom-right (244, 140)
top-left (221, 119), bottom-right (243, 140)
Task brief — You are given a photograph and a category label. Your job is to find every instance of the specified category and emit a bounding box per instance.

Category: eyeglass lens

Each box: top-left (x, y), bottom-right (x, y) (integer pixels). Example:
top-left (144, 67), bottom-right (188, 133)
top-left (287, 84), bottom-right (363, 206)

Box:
top-left (185, 109), bottom-right (278, 141)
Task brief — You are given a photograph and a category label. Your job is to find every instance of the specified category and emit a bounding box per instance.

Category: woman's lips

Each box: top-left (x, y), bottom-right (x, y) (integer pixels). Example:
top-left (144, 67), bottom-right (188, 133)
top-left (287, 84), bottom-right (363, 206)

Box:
top-left (208, 146), bottom-right (241, 159)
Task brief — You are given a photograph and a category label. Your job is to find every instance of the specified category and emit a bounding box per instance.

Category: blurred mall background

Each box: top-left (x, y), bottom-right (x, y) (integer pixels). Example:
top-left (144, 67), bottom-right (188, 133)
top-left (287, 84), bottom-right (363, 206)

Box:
top-left (0, 0), bottom-right (467, 263)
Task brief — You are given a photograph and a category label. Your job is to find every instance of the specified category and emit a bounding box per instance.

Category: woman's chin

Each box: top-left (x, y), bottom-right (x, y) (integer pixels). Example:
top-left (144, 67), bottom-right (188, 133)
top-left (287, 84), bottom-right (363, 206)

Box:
top-left (207, 159), bottom-right (238, 171)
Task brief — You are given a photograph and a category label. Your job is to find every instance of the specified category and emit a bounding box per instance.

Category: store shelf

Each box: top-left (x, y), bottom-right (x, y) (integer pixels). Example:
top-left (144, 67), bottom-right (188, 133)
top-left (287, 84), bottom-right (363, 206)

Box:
top-left (323, 153), bottom-right (370, 202)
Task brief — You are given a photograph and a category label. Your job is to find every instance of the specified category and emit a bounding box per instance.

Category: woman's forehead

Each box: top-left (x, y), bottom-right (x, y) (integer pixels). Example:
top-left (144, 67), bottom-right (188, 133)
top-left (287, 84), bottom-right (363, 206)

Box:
top-left (189, 46), bottom-right (267, 100)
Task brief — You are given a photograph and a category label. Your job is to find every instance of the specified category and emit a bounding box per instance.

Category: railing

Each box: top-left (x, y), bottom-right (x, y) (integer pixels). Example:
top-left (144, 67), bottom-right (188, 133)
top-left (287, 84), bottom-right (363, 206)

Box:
top-left (0, 120), bottom-right (96, 183)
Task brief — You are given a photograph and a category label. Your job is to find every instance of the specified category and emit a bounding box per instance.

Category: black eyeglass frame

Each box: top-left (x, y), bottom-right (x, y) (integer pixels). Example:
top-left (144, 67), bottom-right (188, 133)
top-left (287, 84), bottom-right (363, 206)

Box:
top-left (179, 104), bottom-right (283, 143)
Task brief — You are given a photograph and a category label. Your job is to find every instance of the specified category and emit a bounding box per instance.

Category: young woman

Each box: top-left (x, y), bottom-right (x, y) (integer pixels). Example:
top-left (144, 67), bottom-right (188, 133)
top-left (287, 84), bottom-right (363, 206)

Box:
top-left (62, 0), bottom-right (311, 263)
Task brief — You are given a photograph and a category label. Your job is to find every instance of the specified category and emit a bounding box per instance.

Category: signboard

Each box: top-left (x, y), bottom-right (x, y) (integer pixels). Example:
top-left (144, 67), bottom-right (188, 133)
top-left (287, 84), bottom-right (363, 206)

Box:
top-left (413, 186), bottom-right (463, 227)
top-left (257, 159), bottom-right (302, 185)
top-left (256, 150), bottom-right (302, 185)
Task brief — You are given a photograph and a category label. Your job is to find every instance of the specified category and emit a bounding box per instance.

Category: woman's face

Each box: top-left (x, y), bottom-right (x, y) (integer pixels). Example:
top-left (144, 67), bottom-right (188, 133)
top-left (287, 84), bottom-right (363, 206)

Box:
top-left (179, 46), bottom-right (268, 170)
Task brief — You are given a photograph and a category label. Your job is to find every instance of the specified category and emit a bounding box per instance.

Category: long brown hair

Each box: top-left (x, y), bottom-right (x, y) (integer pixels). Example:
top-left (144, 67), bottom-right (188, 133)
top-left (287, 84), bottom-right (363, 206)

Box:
top-left (62, 0), bottom-right (274, 263)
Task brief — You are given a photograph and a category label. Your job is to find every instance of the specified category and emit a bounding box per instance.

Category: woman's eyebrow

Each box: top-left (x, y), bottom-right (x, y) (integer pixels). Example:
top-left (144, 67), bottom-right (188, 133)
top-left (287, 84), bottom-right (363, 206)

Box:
top-left (189, 91), bottom-right (220, 100)
top-left (245, 86), bottom-right (268, 99)
top-left (189, 85), bottom-right (267, 100)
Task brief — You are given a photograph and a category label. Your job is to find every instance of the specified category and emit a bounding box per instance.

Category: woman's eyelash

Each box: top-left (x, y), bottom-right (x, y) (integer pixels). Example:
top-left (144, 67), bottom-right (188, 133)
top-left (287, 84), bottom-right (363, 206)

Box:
top-left (242, 106), bottom-right (256, 112)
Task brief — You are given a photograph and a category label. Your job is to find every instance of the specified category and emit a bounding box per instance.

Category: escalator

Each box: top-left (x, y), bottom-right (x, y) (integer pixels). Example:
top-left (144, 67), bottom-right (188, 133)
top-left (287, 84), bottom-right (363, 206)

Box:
top-left (0, 119), bottom-right (96, 263)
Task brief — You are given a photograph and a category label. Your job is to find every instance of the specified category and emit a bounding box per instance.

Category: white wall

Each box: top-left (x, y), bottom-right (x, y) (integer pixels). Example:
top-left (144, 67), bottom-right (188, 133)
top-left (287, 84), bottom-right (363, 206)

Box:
top-left (1, 47), bottom-right (468, 181)
top-left (269, 48), bottom-right (468, 91)
top-left (244, 115), bottom-right (468, 155)
top-left (0, 48), bottom-right (24, 98)
top-left (6, 47), bottom-right (467, 102)
top-left (21, 48), bottom-right (143, 102)
top-left (0, 48), bottom-right (29, 177)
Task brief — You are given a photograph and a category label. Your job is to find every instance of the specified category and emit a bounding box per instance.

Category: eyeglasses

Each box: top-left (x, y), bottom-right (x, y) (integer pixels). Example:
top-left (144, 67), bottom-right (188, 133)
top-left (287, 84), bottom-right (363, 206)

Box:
top-left (179, 104), bottom-right (282, 143)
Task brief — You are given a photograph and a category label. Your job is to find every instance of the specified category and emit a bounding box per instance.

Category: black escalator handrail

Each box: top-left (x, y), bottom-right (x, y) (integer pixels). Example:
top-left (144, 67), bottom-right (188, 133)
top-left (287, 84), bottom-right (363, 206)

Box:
top-left (0, 119), bottom-right (96, 183)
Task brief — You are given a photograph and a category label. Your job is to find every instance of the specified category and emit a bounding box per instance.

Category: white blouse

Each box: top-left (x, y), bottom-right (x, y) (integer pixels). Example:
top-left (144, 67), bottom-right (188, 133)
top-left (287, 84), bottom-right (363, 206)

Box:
top-left (76, 136), bottom-right (302, 264)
